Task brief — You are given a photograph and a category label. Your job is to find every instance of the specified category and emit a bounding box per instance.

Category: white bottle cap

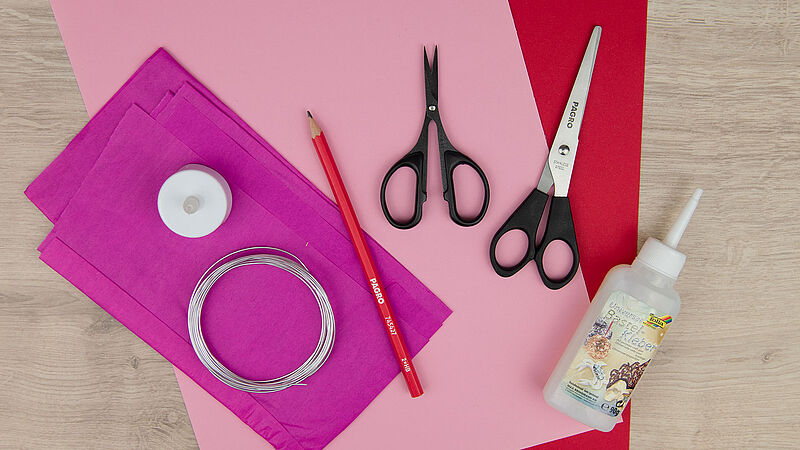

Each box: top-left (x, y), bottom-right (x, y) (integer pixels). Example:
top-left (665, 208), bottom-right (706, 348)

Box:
top-left (636, 188), bottom-right (702, 279)
top-left (157, 164), bottom-right (232, 238)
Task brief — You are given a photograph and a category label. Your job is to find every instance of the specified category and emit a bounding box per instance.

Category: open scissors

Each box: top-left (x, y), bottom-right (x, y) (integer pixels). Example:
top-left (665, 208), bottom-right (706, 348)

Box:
top-left (380, 47), bottom-right (490, 229)
top-left (489, 26), bottom-right (601, 290)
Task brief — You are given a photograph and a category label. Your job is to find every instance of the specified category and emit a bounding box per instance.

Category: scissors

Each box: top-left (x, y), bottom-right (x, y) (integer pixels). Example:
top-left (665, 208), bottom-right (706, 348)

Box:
top-left (489, 26), bottom-right (601, 290)
top-left (380, 46), bottom-right (490, 229)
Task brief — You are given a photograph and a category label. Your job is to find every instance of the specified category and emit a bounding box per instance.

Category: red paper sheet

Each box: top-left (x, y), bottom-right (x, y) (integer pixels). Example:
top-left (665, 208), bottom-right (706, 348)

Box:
top-left (509, 1), bottom-right (648, 448)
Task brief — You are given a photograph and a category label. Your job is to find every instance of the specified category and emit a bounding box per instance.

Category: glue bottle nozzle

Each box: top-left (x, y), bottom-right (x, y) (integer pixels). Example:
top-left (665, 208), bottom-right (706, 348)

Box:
top-left (664, 188), bottom-right (703, 248)
top-left (634, 188), bottom-right (703, 279)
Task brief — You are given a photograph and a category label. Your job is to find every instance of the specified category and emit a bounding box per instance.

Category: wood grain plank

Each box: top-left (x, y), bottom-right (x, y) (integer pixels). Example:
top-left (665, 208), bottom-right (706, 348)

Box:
top-left (633, 1), bottom-right (800, 448)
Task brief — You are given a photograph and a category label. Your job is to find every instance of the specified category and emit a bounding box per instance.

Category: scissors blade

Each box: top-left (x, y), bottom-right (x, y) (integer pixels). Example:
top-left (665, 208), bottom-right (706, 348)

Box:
top-left (424, 46), bottom-right (439, 106)
top-left (547, 25), bottom-right (601, 197)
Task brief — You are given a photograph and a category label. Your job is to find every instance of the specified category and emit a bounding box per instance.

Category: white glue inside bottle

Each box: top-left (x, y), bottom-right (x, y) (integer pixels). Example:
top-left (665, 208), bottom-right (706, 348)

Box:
top-left (543, 188), bottom-right (702, 431)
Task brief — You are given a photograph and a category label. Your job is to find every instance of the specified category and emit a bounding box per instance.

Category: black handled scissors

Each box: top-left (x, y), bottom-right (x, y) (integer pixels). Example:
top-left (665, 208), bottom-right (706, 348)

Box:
top-left (380, 47), bottom-right (490, 229)
top-left (489, 26), bottom-right (601, 290)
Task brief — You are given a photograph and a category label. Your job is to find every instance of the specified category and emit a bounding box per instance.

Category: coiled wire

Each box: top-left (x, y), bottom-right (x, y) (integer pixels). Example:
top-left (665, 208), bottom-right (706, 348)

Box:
top-left (188, 247), bottom-right (335, 393)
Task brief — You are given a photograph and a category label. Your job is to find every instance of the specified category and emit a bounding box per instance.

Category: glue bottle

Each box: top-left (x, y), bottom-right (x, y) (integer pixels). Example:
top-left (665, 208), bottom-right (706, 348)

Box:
top-left (543, 189), bottom-right (702, 432)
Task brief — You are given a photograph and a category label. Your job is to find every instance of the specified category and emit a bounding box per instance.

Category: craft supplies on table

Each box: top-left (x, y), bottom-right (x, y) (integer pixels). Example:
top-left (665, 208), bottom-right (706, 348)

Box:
top-left (308, 112), bottom-right (422, 397)
top-left (39, 0), bottom-right (651, 447)
top-left (25, 49), bottom-right (450, 450)
top-left (380, 47), bottom-right (490, 229)
top-left (490, 26), bottom-right (601, 290)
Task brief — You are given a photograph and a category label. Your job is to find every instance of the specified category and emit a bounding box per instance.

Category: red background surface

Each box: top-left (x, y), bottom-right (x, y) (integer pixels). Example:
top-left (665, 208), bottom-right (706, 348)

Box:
top-left (509, 1), bottom-right (648, 447)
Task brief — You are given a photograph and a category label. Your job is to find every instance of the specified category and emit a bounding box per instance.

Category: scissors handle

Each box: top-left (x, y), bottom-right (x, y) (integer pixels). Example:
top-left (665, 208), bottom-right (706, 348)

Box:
top-left (489, 191), bottom-right (580, 289)
top-left (440, 141), bottom-right (490, 227)
top-left (532, 196), bottom-right (580, 290)
top-left (380, 145), bottom-right (427, 229)
top-left (489, 189), bottom-right (548, 277)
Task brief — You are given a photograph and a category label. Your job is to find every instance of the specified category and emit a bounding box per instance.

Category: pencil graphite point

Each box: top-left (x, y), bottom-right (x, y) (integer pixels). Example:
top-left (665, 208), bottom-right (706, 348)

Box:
top-left (307, 112), bottom-right (321, 138)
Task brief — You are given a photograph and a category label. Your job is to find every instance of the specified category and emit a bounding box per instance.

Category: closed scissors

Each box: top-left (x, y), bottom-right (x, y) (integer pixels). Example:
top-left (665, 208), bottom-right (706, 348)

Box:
top-left (380, 46), bottom-right (490, 229)
top-left (489, 26), bottom-right (601, 290)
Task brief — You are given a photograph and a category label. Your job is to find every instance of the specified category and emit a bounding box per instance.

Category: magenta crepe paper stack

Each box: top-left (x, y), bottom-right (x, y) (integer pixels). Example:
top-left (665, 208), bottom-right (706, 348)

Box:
top-left (26, 49), bottom-right (451, 450)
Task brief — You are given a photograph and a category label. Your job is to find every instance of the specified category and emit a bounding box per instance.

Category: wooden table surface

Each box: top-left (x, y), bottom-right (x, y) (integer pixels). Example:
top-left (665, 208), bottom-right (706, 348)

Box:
top-left (1, 1), bottom-right (798, 448)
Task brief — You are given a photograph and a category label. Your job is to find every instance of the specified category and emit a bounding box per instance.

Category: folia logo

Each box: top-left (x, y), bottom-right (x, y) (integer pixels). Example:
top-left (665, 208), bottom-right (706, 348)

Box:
top-left (565, 101), bottom-right (579, 128)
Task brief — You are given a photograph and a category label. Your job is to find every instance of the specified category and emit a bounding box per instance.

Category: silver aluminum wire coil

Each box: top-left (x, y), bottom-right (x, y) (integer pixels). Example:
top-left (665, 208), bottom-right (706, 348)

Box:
top-left (188, 247), bottom-right (335, 393)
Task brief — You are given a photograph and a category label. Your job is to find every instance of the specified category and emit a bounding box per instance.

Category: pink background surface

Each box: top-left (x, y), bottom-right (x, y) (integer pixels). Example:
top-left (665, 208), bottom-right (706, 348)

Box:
top-left (49, 0), bottom-right (593, 448)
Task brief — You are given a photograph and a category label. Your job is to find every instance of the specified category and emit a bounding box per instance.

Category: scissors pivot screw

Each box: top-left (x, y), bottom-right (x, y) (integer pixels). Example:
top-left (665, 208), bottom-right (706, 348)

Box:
top-left (558, 145), bottom-right (570, 156)
top-left (428, 105), bottom-right (437, 111)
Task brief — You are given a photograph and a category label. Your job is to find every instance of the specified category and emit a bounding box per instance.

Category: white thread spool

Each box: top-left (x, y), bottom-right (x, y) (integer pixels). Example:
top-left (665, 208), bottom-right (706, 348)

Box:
top-left (157, 164), bottom-right (232, 238)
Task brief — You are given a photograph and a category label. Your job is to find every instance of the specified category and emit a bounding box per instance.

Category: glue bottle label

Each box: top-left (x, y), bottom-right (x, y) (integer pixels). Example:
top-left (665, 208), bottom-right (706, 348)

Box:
top-left (559, 291), bottom-right (671, 417)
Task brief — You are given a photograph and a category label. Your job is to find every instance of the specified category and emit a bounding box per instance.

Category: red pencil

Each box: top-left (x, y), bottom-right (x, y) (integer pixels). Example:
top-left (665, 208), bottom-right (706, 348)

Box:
top-left (307, 111), bottom-right (423, 398)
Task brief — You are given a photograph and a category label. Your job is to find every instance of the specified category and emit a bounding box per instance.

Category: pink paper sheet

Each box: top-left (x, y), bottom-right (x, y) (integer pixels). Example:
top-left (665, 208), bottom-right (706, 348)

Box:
top-left (47, 0), bottom-right (593, 448)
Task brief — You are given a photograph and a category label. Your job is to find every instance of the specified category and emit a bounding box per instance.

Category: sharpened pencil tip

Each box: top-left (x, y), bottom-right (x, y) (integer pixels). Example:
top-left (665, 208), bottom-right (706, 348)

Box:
top-left (308, 112), bottom-right (321, 138)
